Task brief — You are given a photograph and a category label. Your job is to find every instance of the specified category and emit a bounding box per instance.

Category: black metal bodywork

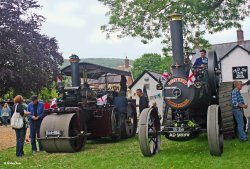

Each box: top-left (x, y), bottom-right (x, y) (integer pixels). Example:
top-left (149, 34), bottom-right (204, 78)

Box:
top-left (158, 14), bottom-right (219, 141)
top-left (39, 55), bottom-right (137, 153)
top-left (138, 14), bottom-right (225, 157)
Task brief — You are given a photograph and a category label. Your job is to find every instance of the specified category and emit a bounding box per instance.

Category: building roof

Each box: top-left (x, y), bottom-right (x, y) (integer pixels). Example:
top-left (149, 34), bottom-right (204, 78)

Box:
top-left (129, 70), bottom-right (162, 89)
top-left (212, 40), bottom-right (250, 59)
top-left (191, 40), bottom-right (250, 63)
top-left (220, 45), bottom-right (250, 60)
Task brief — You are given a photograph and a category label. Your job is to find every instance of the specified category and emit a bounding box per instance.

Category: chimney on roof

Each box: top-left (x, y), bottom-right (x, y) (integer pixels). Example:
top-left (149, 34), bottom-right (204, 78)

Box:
top-left (237, 28), bottom-right (244, 45)
top-left (125, 56), bottom-right (129, 68)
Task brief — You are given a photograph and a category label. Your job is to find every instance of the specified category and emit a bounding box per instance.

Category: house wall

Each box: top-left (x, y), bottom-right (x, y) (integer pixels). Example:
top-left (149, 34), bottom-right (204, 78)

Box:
top-left (221, 47), bottom-right (250, 117)
top-left (128, 73), bottom-right (163, 118)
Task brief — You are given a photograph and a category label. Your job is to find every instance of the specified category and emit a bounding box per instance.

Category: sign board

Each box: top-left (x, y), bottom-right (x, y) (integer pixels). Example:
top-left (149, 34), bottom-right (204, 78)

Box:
top-left (232, 66), bottom-right (248, 79)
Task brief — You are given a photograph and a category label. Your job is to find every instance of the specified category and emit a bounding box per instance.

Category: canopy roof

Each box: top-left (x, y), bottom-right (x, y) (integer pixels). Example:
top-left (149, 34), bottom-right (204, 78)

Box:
top-left (61, 62), bottom-right (131, 79)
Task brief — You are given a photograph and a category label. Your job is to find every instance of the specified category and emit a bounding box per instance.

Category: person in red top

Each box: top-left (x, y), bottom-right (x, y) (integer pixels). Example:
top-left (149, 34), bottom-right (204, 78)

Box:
top-left (43, 100), bottom-right (50, 110)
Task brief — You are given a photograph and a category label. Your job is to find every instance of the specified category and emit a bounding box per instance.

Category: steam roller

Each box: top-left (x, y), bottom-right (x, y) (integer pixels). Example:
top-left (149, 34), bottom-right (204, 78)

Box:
top-left (38, 54), bottom-right (137, 153)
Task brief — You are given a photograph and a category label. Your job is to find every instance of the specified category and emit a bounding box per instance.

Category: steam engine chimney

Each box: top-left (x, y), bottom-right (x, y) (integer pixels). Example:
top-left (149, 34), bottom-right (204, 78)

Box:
top-left (169, 13), bottom-right (185, 75)
top-left (69, 54), bottom-right (80, 87)
top-left (237, 29), bottom-right (244, 45)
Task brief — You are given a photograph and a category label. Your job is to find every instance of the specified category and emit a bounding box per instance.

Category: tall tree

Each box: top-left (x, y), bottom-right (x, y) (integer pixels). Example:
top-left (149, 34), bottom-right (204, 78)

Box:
top-left (132, 53), bottom-right (172, 79)
top-left (99, 0), bottom-right (250, 50)
top-left (0, 0), bottom-right (63, 96)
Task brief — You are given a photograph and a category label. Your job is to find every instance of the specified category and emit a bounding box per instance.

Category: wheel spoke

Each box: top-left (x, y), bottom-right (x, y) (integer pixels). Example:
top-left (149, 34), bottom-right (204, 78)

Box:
top-left (148, 137), bottom-right (154, 143)
top-left (148, 124), bottom-right (154, 130)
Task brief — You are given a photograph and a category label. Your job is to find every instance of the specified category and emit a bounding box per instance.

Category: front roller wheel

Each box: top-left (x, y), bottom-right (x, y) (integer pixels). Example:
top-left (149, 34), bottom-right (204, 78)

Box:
top-left (138, 108), bottom-right (161, 157)
top-left (40, 113), bottom-right (86, 153)
top-left (207, 105), bottom-right (223, 156)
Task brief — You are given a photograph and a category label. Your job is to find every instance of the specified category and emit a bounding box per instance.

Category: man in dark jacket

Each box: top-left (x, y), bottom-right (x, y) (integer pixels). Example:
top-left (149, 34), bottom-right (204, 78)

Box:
top-left (193, 49), bottom-right (208, 67)
top-left (113, 91), bottom-right (128, 132)
top-left (28, 96), bottom-right (44, 153)
top-left (136, 88), bottom-right (149, 114)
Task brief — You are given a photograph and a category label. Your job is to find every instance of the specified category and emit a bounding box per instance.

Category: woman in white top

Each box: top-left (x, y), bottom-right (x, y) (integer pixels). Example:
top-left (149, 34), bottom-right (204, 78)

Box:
top-left (1, 103), bottom-right (11, 126)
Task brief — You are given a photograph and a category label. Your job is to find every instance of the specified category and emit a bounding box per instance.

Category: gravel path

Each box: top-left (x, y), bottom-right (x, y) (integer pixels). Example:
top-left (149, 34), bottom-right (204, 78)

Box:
top-left (0, 125), bottom-right (30, 151)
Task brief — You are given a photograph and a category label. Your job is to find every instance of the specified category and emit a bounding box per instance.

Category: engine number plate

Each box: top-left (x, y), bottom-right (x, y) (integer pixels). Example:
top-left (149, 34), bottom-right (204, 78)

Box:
top-left (45, 130), bottom-right (62, 137)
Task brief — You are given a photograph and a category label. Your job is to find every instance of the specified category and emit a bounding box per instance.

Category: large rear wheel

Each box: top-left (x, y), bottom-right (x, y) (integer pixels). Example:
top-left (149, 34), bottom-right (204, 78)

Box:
top-left (121, 102), bottom-right (137, 138)
top-left (219, 82), bottom-right (235, 139)
top-left (111, 108), bottom-right (121, 141)
top-left (138, 108), bottom-right (161, 157)
top-left (207, 105), bottom-right (223, 156)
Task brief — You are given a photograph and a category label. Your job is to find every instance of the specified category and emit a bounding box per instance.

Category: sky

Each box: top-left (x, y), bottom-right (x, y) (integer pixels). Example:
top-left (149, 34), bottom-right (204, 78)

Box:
top-left (38, 0), bottom-right (250, 60)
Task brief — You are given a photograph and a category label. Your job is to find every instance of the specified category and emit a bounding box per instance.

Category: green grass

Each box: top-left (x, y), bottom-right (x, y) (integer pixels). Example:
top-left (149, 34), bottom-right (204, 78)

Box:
top-left (0, 134), bottom-right (250, 169)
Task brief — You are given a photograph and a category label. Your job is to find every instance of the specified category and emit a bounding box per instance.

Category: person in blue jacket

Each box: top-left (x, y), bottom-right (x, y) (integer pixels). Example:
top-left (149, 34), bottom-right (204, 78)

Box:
top-left (113, 91), bottom-right (128, 134)
top-left (27, 95), bottom-right (44, 153)
top-left (193, 49), bottom-right (208, 67)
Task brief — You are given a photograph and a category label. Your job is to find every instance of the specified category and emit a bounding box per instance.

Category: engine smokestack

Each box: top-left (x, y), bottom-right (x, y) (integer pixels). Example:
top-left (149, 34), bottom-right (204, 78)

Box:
top-left (69, 54), bottom-right (80, 87)
top-left (169, 13), bottom-right (185, 75)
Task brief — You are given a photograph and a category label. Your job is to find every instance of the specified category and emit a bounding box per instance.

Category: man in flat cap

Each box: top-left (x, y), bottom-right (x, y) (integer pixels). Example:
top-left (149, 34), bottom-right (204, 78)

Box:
top-left (28, 95), bottom-right (44, 153)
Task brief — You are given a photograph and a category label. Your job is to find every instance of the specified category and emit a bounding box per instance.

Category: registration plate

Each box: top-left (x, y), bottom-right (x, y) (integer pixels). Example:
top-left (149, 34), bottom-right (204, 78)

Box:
top-left (45, 130), bottom-right (62, 137)
top-left (172, 127), bottom-right (185, 132)
top-left (169, 132), bottom-right (190, 138)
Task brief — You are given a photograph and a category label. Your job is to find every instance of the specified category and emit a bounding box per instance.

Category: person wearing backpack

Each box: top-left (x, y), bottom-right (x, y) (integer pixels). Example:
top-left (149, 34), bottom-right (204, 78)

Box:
top-left (12, 95), bottom-right (31, 157)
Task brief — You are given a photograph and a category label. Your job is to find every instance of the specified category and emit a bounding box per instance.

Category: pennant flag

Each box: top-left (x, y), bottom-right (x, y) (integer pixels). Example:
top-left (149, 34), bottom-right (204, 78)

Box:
top-left (162, 72), bottom-right (169, 81)
top-left (57, 76), bottom-right (62, 83)
top-left (187, 69), bottom-right (196, 87)
top-left (96, 94), bottom-right (108, 106)
top-left (50, 98), bottom-right (57, 108)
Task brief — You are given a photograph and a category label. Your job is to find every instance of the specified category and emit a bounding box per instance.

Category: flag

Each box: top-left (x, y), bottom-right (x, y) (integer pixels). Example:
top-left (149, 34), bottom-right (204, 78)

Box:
top-left (161, 72), bottom-right (170, 82)
top-left (50, 98), bottom-right (57, 108)
top-left (187, 69), bottom-right (196, 87)
top-left (96, 94), bottom-right (108, 106)
top-left (57, 76), bottom-right (62, 83)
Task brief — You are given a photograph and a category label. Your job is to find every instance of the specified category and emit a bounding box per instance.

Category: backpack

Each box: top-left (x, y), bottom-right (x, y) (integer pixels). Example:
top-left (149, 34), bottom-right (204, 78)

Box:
top-left (11, 104), bottom-right (24, 129)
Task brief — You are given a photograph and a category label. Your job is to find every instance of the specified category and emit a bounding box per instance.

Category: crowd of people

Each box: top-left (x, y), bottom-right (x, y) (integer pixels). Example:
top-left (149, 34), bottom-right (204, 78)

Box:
top-left (0, 96), bottom-right (58, 157)
top-left (0, 98), bottom-right (57, 127)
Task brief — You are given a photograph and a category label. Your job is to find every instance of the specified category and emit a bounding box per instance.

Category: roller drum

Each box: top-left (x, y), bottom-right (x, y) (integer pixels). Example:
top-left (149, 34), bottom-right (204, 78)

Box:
top-left (40, 113), bottom-right (85, 153)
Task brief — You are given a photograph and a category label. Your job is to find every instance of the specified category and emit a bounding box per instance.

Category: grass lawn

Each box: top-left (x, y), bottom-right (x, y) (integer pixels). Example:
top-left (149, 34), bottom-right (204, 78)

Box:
top-left (0, 134), bottom-right (250, 169)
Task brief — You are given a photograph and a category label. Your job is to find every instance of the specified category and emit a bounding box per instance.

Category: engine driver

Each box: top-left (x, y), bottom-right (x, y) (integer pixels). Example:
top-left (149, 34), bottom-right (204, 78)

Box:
top-left (192, 49), bottom-right (208, 82)
top-left (193, 49), bottom-right (208, 67)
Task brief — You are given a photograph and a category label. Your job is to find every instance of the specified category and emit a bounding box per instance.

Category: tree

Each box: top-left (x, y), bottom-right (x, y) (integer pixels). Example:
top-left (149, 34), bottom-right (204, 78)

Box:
top-left (39, 85), bottom-right (58, 101)
top-left (99, 0), bottom-right (250, 50)
top-left (131, 53), bottom-right (172, 79)
top-left (0, 0), bottom-right (63, 96)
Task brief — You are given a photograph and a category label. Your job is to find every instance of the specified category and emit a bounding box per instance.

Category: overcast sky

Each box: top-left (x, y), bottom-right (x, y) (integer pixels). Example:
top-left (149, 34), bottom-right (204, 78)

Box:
top-left (38, 0), bottom-right (250, 60)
